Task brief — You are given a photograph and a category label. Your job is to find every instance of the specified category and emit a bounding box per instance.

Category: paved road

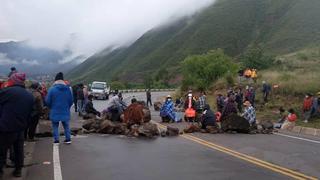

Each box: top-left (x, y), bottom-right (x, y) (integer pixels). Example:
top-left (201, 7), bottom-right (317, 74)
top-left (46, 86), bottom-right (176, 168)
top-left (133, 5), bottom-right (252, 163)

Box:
top-left (23, 92), bottom-right (320, 180)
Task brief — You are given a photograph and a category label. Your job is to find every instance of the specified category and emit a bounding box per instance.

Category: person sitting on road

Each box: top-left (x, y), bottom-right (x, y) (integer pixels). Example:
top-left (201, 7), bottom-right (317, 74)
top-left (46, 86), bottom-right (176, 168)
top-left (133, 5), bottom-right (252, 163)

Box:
top-left (160, 95), bottom-right (177, 123)
top-left (200, 104), bottom-right (217, 130)
top-left (274, 107), bottom-right (287, 129)
top-left (85, 95), bottom-right (101, 118)
top-left (281, 109), bottom-right (297, 130)
top-left (124, 98), bottom-right (145, 125)
top-left (108, 92), bottom-right (127, 121)
top-left (221, 97), bottom-right (237, 121)
top-left (242, 101), bottom-right (256, 126)
top-left (184, 93), bottom-right (197, 122)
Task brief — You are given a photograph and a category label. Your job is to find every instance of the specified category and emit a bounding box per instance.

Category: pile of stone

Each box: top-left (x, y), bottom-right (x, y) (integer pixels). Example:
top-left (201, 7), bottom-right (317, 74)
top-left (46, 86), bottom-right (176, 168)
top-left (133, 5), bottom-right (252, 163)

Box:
top-left (221, 114), bottom-right (251, 133)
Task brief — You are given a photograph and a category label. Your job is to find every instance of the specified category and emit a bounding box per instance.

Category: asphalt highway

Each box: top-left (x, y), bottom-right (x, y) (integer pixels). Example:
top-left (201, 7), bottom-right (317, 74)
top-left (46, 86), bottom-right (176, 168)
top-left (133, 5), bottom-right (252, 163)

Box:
top-left (24, 92), bottom-right (320, 180)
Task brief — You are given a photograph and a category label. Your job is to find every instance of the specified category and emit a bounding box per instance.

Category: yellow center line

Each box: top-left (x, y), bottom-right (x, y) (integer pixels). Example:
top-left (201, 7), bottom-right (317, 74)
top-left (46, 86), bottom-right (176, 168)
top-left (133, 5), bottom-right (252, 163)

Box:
top-left (155, 122), bottom-right (318, 180)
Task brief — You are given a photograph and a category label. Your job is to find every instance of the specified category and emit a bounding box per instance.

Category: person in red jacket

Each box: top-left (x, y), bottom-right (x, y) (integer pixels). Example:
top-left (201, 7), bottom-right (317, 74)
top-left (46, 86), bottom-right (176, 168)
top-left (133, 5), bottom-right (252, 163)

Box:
top-left (281, 109), bottom-right (297, 130)
top-left (303, 93), bottom-right (313, 123)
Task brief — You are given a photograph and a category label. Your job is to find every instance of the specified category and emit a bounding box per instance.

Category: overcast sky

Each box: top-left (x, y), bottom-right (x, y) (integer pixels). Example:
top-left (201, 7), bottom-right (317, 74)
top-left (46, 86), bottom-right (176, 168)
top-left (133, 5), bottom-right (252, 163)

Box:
top-left (0, 0), bottom-right (214, 60)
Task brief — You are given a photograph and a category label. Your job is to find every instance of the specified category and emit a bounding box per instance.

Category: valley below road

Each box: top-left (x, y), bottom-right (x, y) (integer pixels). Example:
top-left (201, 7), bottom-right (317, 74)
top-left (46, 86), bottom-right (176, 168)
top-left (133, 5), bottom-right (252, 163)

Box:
top-left (24, 92), bottom-right (320, 180)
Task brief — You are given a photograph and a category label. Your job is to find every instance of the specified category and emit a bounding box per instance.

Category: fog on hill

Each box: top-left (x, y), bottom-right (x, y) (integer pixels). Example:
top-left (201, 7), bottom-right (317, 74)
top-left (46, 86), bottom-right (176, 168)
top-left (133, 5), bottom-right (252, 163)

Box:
top-left (0, 0), bottom-right (215, 65)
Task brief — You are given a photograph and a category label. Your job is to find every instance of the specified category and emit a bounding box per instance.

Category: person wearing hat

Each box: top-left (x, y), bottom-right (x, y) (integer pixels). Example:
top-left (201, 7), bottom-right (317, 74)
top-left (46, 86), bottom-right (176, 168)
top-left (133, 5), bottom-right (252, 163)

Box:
top-left (25, 82), bottom-right (44, 141)
top-left (8, 67), bottom-right (17, 78)
top-left (200, 104), bottom-right (217, 130)
top-left (242, 101), bottom-right (256, 126)
top-left (46, 72), bottom-right (73, 144)
top-left (184, 93), bottom-right (196, 122)
top-left (0, 72), bottom-right (34, 178)
top-left (160, 95), bottom-right (177, 123)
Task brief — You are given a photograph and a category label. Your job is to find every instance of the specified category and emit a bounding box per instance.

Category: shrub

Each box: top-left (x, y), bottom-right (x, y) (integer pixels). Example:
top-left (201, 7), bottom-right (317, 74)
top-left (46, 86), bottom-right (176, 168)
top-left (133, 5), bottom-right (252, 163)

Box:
top-left (241, 45), bottom-right (275, 70)
top-left (181, 49), bottom-right (238, 90)
top-left (110, 81), bottom-right (126, 90)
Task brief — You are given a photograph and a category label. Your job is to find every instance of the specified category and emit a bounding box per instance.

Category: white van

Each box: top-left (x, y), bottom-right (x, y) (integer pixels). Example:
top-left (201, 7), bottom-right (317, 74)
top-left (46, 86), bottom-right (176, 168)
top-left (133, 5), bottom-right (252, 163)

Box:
top-left (89, 81), bottom-right (110, 100)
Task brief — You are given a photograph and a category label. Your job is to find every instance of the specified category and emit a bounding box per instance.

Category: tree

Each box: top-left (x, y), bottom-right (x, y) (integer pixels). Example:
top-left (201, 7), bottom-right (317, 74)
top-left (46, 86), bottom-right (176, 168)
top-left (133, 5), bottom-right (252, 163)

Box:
top-left (181, 49), bottom-right (238, 90)
top-left (110, 81), bottom-right (126, 90)
top-left (241, 45), bottom-right (275, 70)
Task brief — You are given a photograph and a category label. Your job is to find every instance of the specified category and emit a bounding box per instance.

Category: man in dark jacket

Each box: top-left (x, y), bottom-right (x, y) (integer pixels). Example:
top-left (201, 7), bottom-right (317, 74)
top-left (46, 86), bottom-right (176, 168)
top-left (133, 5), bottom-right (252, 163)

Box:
top-left (25, 82), bottom-right (43, 141)
top-left (85, 95), bottom-right (101, 117)
top-left (146, 89), bottom-right (152, 107)
top-left (201, 104), bottom-right (217, 129)
top-left (72, 84), bottom-right (79, 112)
top-left (77, 84), bottom-right (85, 116)
top-left (0, 73), bottom-right (34, 178)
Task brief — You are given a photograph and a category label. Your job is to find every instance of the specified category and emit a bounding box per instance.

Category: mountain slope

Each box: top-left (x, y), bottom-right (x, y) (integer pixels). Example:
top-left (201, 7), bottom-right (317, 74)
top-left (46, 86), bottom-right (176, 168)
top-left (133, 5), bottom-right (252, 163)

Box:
top-left (68, 0), bottom-right (320, 83)
top-left (0, 41), bottom-right (78, 76)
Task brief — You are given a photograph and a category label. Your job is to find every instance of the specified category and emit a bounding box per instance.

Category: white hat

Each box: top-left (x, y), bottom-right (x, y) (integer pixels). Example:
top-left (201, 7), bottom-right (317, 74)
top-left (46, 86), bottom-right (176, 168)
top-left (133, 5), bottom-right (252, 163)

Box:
top-left (167, 95), bottom-right (172, 98)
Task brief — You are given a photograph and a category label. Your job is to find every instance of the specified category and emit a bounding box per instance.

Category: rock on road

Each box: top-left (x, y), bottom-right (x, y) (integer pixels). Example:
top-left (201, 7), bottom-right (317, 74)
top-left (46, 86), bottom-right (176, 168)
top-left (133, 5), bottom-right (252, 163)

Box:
top-left (23, 92), bottom-right (320, 180)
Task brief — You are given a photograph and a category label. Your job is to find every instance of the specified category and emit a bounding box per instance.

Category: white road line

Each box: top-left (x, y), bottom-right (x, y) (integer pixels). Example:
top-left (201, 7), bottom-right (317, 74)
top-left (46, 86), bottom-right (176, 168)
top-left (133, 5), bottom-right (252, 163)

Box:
top-left (53, 144), bottom-right (63, 180)
top-left (275, 133), bottom-right (320, 144)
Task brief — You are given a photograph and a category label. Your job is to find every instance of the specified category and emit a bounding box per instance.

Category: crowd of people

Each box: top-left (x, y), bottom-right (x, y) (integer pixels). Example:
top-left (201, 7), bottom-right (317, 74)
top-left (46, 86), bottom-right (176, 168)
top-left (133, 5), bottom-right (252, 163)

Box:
top-left (159, 88), bottom-right (258, 131)
top-left (1, 66), bottom-right (320, 179)
top-left (0, 69), bottom-right (73, 179)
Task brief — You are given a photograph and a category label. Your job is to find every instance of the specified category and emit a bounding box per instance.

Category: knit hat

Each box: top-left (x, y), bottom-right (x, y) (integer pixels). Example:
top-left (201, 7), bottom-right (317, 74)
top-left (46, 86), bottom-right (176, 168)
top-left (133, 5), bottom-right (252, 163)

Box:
top-left (55, 72), bottom-right (64, 81)
top-left (9, 72), bottom-right (26, 85)
top-left (30, 81), bottom-right (40, 89)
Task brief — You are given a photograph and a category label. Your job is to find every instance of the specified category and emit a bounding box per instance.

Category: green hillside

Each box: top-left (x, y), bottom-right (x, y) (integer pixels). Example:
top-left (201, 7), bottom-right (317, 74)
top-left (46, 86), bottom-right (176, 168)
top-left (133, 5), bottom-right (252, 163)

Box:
top-left (67, 0), bottom-right (320, 84)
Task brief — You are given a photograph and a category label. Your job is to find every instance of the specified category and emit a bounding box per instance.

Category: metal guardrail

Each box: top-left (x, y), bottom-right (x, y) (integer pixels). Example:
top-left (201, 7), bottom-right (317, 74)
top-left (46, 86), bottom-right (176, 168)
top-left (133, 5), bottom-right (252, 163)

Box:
top-left (118, 89), bottom-right (176, 93)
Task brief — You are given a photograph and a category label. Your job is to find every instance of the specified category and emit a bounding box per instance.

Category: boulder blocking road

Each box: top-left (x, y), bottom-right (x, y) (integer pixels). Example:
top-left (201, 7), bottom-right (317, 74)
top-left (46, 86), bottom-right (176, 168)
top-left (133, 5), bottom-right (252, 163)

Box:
top-left (23, 92), bottom-right (320, 180)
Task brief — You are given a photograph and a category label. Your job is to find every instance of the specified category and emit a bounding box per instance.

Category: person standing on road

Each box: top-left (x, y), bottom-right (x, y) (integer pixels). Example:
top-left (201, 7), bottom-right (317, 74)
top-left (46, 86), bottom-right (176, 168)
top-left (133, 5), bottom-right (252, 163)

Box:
top-left (72, 84), bottom-right (79, 112)
top-left (25, 82), bottom-right (44, 141)
top-left (46, 72), bottom-right (73, 144)
top-left (235, 88), bottom-right (244, 113)
top-left (0, 73), bottom-right (34, 178)
top-left (146, 89), bottom-right (152, 107)
top-left (77, 84), bottom-right (85, 116)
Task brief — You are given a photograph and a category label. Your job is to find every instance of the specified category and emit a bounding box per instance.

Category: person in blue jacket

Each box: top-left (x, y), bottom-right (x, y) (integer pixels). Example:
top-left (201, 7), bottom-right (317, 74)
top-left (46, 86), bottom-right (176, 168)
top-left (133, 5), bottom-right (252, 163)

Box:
top-left (46, 72), bottom-right (73, 144)
top-left (160, 95), bottom-right (182, 123)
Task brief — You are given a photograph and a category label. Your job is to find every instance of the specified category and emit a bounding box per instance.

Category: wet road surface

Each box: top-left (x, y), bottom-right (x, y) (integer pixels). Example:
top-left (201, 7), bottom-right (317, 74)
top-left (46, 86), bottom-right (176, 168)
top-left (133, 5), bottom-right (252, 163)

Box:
top-left (25, 92), bottom-right (320, 180)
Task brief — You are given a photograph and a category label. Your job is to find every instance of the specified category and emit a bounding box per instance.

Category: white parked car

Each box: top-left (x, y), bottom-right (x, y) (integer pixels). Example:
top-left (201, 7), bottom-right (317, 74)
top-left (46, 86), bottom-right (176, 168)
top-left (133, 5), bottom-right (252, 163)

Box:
top-left (89, 81), bottom-right (110, 100)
